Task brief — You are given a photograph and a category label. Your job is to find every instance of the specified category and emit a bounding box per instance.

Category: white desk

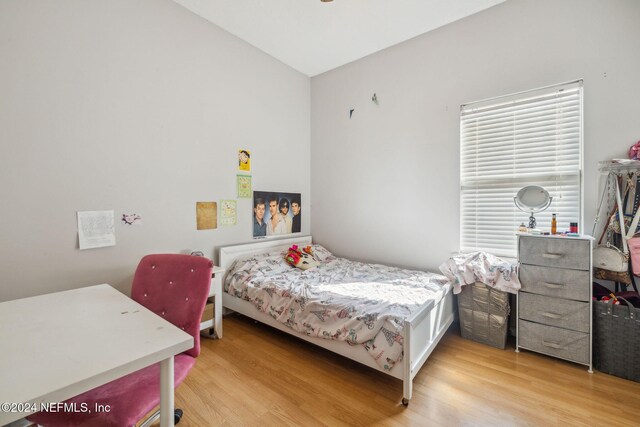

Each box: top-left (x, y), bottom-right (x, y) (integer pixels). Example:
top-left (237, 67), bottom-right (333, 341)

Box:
top-left (0, 284), bottom-right (193, 427)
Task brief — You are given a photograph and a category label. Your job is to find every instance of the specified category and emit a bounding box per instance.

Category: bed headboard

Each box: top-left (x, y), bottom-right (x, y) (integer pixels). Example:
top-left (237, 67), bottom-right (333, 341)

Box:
top-left (218, 235), bottom-right (313, 273)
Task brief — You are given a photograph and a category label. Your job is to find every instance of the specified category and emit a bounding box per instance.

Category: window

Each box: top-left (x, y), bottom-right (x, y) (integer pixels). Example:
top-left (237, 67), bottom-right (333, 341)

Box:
top-left (460, 80), bottom-right (583, 257)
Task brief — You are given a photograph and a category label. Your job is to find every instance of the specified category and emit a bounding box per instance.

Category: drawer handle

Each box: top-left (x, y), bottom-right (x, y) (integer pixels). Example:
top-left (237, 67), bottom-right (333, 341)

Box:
top-left (542, 252), bottom-right (563, 259)
top-left (542, 312), bottom-right (563, 319)
top-left (541, 281), bottom-right (564, 289)
top-left (542, 340), bottom-right (563, 349)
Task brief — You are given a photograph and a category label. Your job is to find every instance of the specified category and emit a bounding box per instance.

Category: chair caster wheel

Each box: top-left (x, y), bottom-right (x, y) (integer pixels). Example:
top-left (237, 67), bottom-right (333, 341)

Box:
top-left (174, 408), bottom-right (184, 424)
top-left (402, 398), bottom-right (409, 407)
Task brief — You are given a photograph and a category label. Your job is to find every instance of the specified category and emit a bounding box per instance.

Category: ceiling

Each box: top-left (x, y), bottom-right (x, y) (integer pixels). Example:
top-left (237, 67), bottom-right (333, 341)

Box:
top-left (173, 0), bottom-right (506, 77)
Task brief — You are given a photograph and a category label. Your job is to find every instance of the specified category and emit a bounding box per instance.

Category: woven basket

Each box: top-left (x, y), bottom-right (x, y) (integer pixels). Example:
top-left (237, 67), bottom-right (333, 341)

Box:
top-left (457, 282), bottom-right (510, 349)
top-left (593, 298), bottom-right (640, 382)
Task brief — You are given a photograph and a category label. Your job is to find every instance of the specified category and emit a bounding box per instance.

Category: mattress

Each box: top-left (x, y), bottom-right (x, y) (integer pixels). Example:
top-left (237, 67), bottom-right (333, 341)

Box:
top-left (224, 244), bottom-right (450, 370)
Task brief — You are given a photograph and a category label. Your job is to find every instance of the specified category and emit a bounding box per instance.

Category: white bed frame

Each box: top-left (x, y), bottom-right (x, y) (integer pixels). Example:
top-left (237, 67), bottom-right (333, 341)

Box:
top-left (219, 236), bottom-right (454, 405)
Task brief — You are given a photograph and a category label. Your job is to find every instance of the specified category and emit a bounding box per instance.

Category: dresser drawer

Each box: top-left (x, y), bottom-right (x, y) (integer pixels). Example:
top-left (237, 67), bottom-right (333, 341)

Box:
top-left (518, 292), bottom-right (590, 333)
top-left (519, 264), bottom-right (590, 301)
top-left (518, 320), bottom-right (589, 364)
top-left (519, 236), bottom-right (590, 270)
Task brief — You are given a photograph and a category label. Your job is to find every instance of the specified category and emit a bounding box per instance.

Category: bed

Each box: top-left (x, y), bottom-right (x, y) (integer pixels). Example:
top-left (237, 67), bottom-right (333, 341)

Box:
top-left (219, 236), bottom-right (454, 406)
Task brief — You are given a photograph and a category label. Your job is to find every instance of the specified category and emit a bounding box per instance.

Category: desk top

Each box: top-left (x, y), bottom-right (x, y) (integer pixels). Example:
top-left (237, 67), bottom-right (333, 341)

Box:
top-left (0, 284), bottom-right (193, 424)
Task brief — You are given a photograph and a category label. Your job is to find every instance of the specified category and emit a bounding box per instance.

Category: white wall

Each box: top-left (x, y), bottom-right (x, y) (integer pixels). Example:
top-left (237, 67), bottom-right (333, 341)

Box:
top-left (310, 0), bottom-right (640, 270)
top-left (0, 0), bottom-right (310, 301)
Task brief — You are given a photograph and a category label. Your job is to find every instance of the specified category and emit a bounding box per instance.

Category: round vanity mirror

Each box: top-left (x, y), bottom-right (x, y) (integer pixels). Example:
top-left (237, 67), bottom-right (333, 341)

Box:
top-left (514, 186), bottom-right (552, 212)
top-left (514, 186), bottom-right (552, 229)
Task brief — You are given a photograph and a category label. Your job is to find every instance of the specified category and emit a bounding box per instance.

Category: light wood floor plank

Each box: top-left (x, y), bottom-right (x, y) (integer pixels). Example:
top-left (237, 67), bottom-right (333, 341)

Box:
top-left (159, 314), bottom-right (640, 426)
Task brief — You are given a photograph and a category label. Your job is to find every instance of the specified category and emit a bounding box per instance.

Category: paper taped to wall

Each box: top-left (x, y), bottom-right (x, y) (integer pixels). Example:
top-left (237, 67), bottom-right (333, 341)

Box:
top-left (77, 210), bottom-right (116, 250)
top-left (196, 202), bottom-right (217, 230)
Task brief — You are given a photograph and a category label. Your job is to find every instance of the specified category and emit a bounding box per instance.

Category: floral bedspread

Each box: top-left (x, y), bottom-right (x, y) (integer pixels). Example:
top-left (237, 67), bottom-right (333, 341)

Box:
top-left (439, 251), bottom-right (520, 295)
top-left (225, 245), bottom-right (450, 371)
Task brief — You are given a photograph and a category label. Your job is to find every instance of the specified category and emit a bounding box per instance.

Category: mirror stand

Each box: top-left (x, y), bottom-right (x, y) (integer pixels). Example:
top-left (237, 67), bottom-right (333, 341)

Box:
top-left (514, 185), bottom-right (552, 231)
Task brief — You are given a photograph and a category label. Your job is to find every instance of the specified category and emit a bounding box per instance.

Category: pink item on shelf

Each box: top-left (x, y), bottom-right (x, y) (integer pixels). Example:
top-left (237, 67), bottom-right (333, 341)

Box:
top-left (628, 140), bottom-right (640, 160)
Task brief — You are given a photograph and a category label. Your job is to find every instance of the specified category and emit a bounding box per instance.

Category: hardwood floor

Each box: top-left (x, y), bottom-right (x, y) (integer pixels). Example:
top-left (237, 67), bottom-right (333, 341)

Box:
top-left (167, 314), bottom-right (640, 426)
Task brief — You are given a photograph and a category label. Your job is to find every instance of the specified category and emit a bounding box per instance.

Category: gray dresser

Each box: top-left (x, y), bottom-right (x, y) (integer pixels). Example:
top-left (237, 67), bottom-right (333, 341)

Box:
top-left (516, 234), bottom-right (593, 372)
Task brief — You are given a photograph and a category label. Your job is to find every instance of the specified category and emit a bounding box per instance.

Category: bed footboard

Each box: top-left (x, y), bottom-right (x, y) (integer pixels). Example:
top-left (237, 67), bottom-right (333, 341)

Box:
top-left (402, 285), bottom-right (454, 405)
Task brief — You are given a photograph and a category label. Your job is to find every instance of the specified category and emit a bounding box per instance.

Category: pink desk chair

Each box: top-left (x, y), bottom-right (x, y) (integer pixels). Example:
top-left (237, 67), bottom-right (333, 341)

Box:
top-left (28, 254), bottom-right (213, 427)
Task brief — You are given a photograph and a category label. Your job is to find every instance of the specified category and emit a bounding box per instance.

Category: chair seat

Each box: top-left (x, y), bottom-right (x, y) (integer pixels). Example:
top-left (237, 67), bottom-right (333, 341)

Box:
top-left (27, 354), bottom-right (195, 427)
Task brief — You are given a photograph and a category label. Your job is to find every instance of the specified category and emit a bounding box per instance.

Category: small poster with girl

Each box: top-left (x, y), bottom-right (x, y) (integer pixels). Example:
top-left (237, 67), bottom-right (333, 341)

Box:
top-left (238, 149), bottom-right (251, 172)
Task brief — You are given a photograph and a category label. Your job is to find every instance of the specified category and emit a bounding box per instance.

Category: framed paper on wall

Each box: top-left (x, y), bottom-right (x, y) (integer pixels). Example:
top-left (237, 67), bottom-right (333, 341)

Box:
top-left (252, 191), bottom-right (301, 238)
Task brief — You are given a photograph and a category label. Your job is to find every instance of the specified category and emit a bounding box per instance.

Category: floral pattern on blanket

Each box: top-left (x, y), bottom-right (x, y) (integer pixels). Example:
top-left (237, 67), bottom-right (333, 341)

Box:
top-left (225, 245), bottom-right (449, 371)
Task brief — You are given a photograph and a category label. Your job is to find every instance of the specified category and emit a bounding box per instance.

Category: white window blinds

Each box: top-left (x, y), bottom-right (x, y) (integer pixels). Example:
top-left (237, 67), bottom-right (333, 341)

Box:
top-left (460, 80), bottom-right (583, 257)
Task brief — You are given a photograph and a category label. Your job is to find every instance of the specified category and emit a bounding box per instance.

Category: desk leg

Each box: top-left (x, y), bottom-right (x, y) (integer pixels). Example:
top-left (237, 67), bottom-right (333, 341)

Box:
top-left (214, 291), bottom-right (223, 338)
top-left (160, 356), bottom-right (175, 427)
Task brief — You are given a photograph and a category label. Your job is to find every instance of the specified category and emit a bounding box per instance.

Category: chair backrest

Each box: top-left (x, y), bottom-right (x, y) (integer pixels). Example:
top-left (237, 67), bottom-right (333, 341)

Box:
top-left (131, 254), bottom-right (213, 357)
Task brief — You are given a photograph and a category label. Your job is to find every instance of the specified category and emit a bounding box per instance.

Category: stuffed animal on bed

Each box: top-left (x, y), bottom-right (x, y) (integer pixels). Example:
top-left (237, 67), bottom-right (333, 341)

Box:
top-left (285, 245), bottom-right (319, 270)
